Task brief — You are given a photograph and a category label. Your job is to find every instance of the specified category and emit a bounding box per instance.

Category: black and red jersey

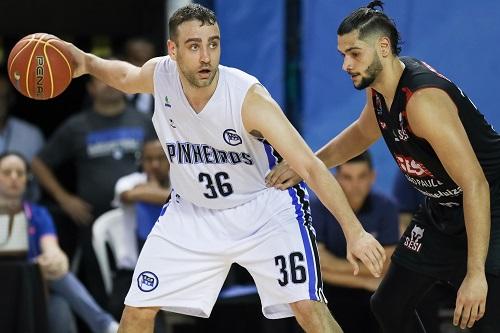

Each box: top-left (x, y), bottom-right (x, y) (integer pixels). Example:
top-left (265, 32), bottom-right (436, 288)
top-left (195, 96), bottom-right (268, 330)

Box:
top-left (373, 57), bottom-right (500, 207)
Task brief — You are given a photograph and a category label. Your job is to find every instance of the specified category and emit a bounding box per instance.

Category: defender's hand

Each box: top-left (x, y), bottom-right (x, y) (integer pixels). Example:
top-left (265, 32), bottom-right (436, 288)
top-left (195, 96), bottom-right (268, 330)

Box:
top-left (265, 160), bottom-right (302, 190)
top-left (453, 272), bottom-right (487, 329)
top-left (346, 230), bottom-right (386, 278)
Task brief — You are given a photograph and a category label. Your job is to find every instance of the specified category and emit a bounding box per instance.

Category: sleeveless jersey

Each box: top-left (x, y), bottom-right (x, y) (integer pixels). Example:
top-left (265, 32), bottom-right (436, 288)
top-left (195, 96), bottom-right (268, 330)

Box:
top-left (373, 57), bottom-right (500, 207)
top-left (152, 56), bottom-right (275, 209)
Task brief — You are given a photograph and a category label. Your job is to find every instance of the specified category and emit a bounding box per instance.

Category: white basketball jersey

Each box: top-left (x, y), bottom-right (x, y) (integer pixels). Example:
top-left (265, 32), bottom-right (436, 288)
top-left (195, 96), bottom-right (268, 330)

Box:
top-left (152, 56), bottom-right (275, 209)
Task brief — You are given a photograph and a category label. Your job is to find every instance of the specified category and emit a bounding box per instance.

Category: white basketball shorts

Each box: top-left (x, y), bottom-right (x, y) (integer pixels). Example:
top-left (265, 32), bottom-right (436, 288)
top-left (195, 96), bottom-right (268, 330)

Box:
top-left (124, 184), bottom-right (325, 319)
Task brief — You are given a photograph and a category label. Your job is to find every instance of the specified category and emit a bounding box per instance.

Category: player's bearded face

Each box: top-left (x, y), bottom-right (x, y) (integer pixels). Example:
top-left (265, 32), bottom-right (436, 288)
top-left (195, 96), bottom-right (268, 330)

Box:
top-left (354, 51), bottom-right (382, 90)
top-left (174, 21), bottom-right (221, 88)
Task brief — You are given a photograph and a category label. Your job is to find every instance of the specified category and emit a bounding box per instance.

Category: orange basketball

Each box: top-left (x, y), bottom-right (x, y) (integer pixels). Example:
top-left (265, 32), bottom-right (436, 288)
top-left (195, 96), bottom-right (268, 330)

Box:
top-left (7, 33), bottom-right (74, 100)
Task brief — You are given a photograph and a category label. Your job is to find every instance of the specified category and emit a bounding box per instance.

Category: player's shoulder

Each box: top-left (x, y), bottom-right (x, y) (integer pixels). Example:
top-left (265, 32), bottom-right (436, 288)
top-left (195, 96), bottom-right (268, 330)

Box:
top-left (153, 55), bottom-right (178, 76)
top-left (219, 64), bottom-right (259, 90)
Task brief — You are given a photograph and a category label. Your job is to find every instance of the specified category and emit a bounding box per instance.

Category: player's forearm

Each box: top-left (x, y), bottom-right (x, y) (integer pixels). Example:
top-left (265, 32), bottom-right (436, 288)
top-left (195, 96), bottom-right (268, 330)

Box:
top-left (303, 158), bottom-right (364, 239)
top-left (316, 121), bottom-right (373, 169)
top-left (84, 53), bottom-right (140, 94)
top-left (31, 157), bottom-right (69, 203)
top-left (463, 178), bottom-right (490, 275)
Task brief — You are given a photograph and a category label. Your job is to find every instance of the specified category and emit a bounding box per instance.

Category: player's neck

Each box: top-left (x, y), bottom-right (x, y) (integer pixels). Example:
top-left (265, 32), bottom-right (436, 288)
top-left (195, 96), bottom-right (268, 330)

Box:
top-left (371, 58), bottom-right (405, 102)
top-left (180, 71), bottom-right (219, 114)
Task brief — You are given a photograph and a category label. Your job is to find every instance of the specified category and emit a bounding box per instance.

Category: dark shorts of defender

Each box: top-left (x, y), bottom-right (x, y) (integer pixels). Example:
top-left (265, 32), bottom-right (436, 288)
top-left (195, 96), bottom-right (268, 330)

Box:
top-left (372, 183), bottom-right (500, 333)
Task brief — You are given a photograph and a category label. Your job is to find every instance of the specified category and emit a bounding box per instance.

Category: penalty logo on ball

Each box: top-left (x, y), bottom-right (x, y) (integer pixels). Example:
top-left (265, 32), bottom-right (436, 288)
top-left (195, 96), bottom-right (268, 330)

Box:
top-left (137, 271), bottom-right (159, 292)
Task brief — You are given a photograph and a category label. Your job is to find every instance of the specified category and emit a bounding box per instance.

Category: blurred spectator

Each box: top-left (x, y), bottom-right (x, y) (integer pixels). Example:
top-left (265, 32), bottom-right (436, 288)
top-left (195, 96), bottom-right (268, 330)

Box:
top-left (32, 76), bottom-right (155, 306)
top-left (311, 151), bottom-right (399, 333)
top-left (113, 137), bottom-right (170, 249)
top-left (123, 37), bottom-right (156, 114)
top-left (0, 152), bottom-right (118, 333)
top-left (0, 66), bottom-right (44, 201)
top-left (109, 138), bottom-right (170, 323)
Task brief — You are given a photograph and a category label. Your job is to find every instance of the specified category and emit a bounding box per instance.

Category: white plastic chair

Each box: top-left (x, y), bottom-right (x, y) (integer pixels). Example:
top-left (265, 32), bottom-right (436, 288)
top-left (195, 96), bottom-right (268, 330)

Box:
top-left (92, 208), bottom-right (138, 294)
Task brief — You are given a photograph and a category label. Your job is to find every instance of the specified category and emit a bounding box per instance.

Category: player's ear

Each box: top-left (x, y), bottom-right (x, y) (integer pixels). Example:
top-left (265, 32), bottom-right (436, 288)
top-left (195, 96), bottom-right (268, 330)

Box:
top-left (378, 36), bottom-right (391, 57)
top-left (167, 40), bottom-right (177, 60)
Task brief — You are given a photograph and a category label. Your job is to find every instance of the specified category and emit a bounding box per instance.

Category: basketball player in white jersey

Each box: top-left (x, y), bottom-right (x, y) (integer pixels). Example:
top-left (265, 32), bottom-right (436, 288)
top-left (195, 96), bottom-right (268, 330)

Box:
top-left (63, 4), bottom-right (385, 333)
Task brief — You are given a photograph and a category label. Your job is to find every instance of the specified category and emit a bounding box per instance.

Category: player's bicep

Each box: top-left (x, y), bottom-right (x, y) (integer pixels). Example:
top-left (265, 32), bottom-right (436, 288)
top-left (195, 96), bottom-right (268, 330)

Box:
top-left (406, 89), bottom-right (486, 187)
top-left (242, 85), bottom-right (317, 176)
top-left (125, 57), bottom-right (160, 94)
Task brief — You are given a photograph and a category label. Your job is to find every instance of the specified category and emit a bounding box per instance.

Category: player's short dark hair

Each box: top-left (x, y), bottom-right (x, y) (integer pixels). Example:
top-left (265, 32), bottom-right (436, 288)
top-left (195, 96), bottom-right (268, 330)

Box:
top-left (337, 151), bottom-right (373, 172)
top-left (169, 4), bottom-right (217, 43)
top-left (337, 1), bottom-right (402, 55)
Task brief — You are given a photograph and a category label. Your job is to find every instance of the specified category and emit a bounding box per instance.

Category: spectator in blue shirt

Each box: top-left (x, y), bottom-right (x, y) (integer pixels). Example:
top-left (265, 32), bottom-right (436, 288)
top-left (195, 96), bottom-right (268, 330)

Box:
top-left (311, 151), bottom-right (399, 333)
top-left (0, 152), bottom-right (118, 333)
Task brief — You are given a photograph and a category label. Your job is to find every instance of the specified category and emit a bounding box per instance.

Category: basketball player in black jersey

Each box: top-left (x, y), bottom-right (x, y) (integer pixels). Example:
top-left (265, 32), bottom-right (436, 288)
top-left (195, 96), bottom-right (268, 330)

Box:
top-left (267, 1), bottom-right (500, 332)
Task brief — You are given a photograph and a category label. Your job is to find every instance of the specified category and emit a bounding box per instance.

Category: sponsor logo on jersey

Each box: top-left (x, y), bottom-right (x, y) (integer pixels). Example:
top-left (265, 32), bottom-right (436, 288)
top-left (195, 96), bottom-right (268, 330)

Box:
top-left (404, 225), bottom-right (424, 252)
top-left (164, 96), bottom-right (171, 108)
top-left (394, 112), bottom-right (409, 141)
top-left (137, 271), bottom-right (159, 292)
top-left (404, 174), bottom-right (443, 188)
top-left (223, 129), bottom-right (242, 146)
top-left (395, 155), bottom-right (434, 177)
top-left (415, 186), bottom-right (463, 200)
top-left (166, 141), bottom-right (254, 166)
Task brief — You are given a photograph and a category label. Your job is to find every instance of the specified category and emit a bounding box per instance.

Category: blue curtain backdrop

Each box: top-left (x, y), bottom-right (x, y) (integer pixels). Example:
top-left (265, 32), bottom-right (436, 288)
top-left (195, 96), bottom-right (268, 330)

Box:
top-left (302, 0), bottom-right (500, 195)
top-left (215, 0), bottom-right (285, 107)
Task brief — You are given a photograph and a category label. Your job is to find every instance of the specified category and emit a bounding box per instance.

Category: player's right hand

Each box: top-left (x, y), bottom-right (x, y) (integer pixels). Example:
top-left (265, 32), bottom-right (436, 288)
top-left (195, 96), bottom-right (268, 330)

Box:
top-left (58, 193), bottom-right (93, 226)
top-left (346, 230), bottom-right (386, 278)
top-left (265, 160), bottom-right (302, 190)
top-left (63, 41), bottom-right (87, 78)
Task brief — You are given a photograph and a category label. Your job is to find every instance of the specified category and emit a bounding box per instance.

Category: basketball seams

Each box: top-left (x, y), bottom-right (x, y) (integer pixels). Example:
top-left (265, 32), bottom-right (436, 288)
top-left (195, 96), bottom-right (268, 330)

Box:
top-left (44, 41), bottom-right (73, 83)
top-left (43, 42), bottom-right (55, 98)
top-left (25, 34), bottom-right (48, 98)
top-left (8, 33), bottom-right (73, 100)
top-left (8, 35), bottom-right (36, 84)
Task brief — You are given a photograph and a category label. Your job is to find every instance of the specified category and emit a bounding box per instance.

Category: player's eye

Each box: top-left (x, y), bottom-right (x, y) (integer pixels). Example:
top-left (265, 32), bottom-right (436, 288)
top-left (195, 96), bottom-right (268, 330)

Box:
top-left (189, 44), bottom-right (199, 51)
top-left (209, 42), bottom-right (218, 49)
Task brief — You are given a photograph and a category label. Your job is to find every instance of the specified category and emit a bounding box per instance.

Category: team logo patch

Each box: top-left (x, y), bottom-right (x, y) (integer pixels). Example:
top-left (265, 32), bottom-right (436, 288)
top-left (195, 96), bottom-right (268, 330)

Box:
top-left (137, 271), bottom-right (159, 292)
top-left (404, 225), bottom-right (424, 253)
top-left (223, 129), bottom-right (242, 146)
top-left (164, 96), bottom-right (171, 108)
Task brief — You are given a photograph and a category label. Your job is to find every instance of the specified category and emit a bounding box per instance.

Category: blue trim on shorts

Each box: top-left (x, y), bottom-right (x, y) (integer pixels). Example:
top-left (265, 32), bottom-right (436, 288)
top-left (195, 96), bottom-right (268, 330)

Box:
top-left (260, 139), bottom-right (321, 300)
top-left (288, 185), bottom-right (319, 301)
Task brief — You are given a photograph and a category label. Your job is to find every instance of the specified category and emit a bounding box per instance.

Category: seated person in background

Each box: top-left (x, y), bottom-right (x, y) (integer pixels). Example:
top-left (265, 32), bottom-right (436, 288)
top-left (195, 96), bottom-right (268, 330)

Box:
top-left (113, 137), bottom-right (171, 249)
top-left (0, 152), bottom-right (118, 333)
top-left (0, 66), bottom-right (44, 201)
top-left (311, 151), bottom-right (399, 333)
top-left (109, 138), bottom-right (170, 323)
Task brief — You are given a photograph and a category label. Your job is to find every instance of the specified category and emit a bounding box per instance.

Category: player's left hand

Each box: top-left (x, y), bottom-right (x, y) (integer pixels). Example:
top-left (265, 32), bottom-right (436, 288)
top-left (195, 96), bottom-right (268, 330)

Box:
top-left (346, 230), bottom-right (386, 278)
top-left (453, 272), bottom-right (488, 329)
